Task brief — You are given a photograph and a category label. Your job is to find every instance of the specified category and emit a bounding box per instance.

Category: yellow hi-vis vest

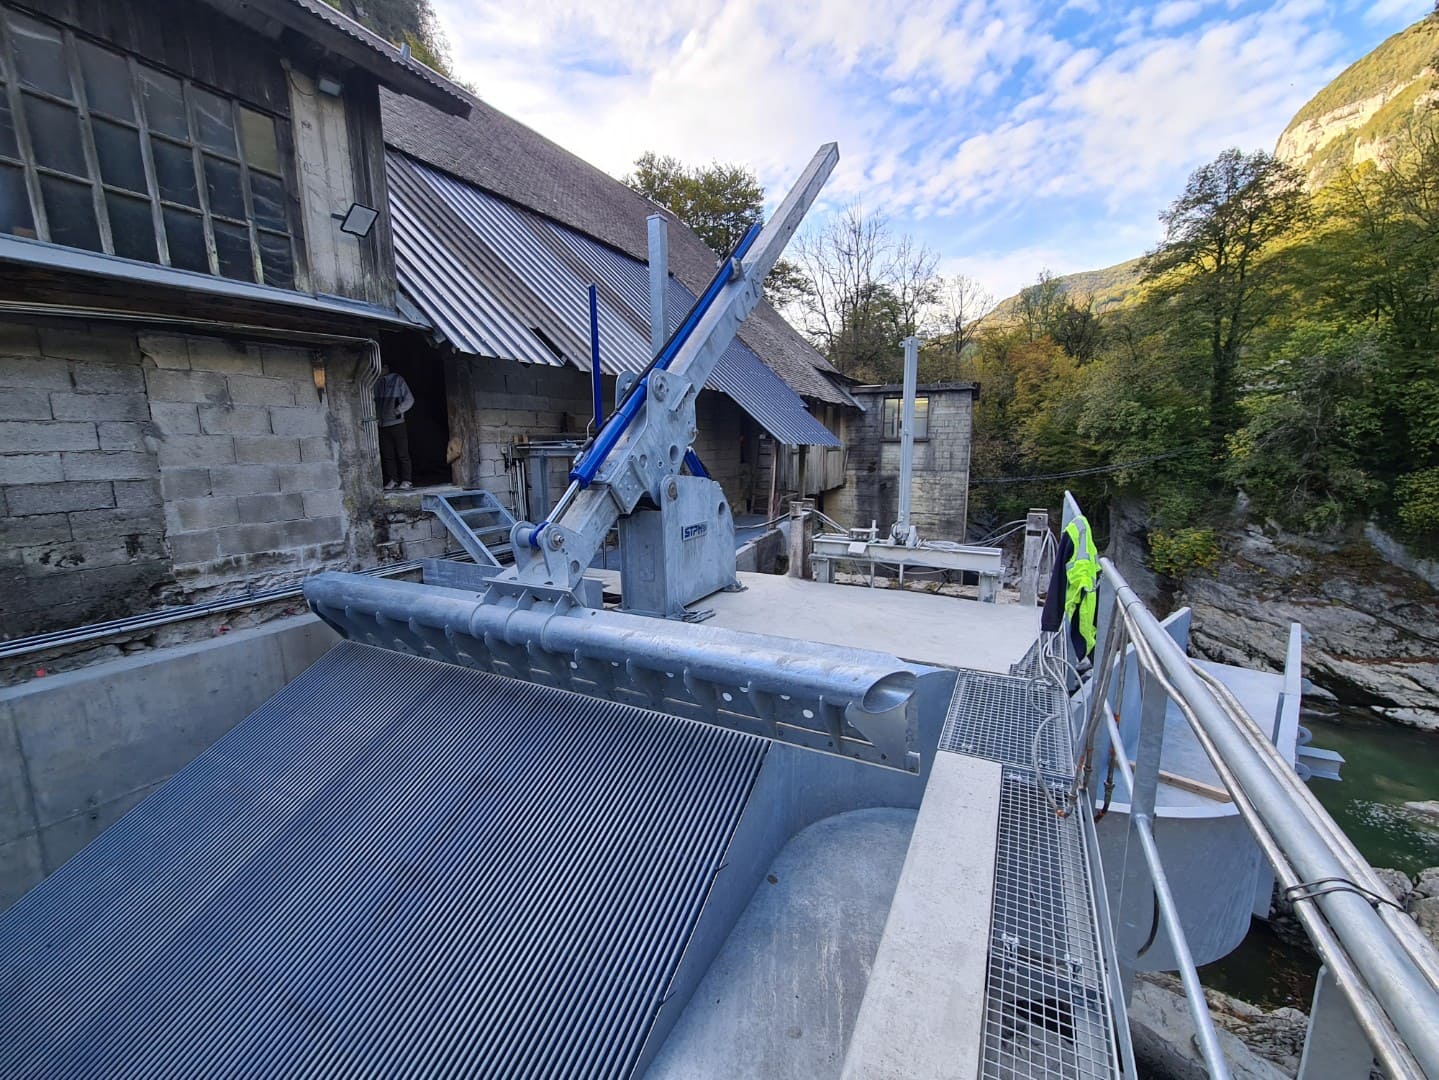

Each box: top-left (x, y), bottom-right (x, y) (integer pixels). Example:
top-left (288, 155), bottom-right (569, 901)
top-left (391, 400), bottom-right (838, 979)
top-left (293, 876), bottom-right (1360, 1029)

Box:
top-left (1064, 515), bottom-right (1099, 657)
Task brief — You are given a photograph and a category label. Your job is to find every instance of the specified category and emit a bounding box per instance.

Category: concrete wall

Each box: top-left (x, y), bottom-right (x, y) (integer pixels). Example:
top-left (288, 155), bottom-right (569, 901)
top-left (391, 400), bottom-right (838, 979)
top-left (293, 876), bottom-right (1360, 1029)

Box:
top-left (0, 317), bottom-right (449, 646)
top-left (827, 383), bottom-right (975, 538)
top-left (0, 614), bottom-right (337, 910)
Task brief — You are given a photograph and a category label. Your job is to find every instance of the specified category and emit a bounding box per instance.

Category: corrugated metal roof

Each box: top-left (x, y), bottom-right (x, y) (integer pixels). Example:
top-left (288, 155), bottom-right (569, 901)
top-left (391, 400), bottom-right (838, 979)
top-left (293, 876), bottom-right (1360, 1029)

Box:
top-left (387, 152), bottom-right (840, 448)
top-left (0, 641), bottom-right (766, 1078)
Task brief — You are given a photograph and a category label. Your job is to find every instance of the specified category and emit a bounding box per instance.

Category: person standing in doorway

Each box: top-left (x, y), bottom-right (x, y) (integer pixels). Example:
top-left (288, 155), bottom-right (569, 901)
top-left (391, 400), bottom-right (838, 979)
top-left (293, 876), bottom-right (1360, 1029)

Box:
top-left (375, 364), bottom-right (415, 490)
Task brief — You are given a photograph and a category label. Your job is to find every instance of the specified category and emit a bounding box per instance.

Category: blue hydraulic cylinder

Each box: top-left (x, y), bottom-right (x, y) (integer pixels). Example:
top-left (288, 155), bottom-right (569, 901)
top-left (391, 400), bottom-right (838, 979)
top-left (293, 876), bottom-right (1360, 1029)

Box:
top-left (568, 223), bottom-right (761, 489)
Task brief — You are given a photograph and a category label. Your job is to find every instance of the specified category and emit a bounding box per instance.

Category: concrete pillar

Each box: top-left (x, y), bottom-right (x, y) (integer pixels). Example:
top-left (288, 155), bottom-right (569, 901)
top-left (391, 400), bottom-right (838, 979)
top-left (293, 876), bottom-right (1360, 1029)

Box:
top-left (1020, 508), bottom-right (1049, 607)
top-left (788, 499), bottom-right (814, 580)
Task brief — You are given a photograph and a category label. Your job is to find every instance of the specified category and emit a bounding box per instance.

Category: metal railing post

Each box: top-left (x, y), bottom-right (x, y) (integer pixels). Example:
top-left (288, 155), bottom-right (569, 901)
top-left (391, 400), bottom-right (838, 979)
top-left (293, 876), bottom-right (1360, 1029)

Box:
top-left (1298, 966), bottom-right (1377, 1080)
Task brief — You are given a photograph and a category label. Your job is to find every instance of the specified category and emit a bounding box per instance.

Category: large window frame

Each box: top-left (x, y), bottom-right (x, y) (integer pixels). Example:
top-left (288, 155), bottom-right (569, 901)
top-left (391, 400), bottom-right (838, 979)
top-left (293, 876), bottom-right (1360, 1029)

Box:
top-left (0, 4), bottom-right (300, 289)
top-left (882, 395), bottom-right (930, 441)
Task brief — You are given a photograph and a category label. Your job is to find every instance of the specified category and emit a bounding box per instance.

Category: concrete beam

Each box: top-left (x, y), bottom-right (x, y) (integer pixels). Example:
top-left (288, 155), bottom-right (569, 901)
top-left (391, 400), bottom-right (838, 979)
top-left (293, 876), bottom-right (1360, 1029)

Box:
top-left (841, 752), bottom-right (1002, 1080)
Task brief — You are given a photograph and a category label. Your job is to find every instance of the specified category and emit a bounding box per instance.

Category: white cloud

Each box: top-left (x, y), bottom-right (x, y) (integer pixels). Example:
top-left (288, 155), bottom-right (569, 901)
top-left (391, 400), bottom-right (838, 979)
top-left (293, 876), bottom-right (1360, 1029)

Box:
top-left (430, 0), bottom-right (1421, 300)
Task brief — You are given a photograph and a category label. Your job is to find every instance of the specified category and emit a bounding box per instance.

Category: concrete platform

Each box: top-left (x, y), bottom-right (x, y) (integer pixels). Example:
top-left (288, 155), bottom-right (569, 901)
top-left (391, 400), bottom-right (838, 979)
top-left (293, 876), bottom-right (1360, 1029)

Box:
top-left (594, 570), bottom-right (1040, 674)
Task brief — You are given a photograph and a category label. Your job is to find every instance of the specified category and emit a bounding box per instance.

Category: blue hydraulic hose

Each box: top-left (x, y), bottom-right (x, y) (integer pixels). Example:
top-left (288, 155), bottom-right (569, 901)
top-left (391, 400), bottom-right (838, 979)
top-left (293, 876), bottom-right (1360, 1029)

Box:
top-left (568, 222), bottom-right (761, 489)
top-left (588, 285), bottom-right (602, 430)
top-left (682, 449), bottom-right (708, 478)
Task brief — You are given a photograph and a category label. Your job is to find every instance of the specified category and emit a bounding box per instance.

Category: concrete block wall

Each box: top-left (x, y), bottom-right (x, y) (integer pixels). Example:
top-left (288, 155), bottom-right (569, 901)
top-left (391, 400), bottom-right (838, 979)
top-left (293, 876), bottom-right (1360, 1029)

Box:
top-left (827, 384), bottom-right (975, 540)
top-left (0, 323), bottom-right (180, 634)
top-left (139, 334), bottom-right (352, 591)
top-left (0, 318), bottom-right (376, 642)
top-left (451, 355), bottom-right (749, 517)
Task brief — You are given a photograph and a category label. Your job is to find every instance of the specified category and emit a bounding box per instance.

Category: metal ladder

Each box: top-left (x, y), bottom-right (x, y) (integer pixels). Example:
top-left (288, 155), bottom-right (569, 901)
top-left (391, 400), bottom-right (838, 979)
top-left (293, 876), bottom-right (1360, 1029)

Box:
top-left (422, 490), bottom-right (518, 568)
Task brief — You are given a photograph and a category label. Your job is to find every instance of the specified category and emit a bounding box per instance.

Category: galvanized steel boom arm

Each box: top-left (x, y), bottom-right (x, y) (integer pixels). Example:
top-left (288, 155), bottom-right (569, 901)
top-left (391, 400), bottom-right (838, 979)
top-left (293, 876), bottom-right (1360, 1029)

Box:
top-left (497, 143), bottom-right (839, 598)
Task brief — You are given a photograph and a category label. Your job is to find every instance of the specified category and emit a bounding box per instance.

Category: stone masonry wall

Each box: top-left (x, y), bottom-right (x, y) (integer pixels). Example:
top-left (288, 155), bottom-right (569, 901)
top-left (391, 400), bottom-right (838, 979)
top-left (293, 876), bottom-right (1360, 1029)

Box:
top-left (827, 384), bottom-right (975, 539)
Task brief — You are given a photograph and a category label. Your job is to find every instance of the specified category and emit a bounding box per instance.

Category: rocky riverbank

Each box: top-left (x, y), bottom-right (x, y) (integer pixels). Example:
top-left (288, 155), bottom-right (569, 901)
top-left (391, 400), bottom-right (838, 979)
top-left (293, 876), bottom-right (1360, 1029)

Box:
top-left (1108, 503), bottom-right (1439, 731)
top-left (1133, 864), bottom-right (1439, 1078)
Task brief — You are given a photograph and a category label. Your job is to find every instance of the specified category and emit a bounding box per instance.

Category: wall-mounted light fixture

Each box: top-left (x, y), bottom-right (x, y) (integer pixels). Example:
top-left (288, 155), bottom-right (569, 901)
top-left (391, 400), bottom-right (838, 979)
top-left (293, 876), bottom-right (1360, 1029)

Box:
top-left (336, 202), bottom-right (379, 238)
top-left (311, 356), bottom-right (327, 402)
top-left (316, 73), bottom-right (344, 96)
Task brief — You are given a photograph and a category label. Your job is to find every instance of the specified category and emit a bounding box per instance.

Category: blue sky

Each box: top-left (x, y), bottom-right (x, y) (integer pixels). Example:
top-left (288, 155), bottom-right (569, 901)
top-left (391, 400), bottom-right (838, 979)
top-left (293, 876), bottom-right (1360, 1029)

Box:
top-left (432, 0), bottom-right (1430, 303)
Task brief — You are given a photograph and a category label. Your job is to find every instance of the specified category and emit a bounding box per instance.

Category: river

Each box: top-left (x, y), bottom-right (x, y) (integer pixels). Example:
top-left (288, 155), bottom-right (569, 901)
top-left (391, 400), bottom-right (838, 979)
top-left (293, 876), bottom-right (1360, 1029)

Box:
top-left (1198, 705), bottom-right (1439, 1009)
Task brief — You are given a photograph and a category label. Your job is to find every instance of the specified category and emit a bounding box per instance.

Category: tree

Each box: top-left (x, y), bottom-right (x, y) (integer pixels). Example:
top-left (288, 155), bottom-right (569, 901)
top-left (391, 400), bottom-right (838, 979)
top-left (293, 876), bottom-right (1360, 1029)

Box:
top-left (791, 203), bottom-right (938, 380)
top-left (931, 274), bottom-right (993, 361)
top-left (1050, 297), bottom-right (1105, 363)
top-left (324, 0), bottom-right (453, 74)
top-left (624, 152), bottom-right (801, 307)
top-left (625, 152), bottom-right (763, 255)
top-left (1142, 149), bottom-right (1307, 445)
top-left (1016, 269), bottom-right (1067, 342)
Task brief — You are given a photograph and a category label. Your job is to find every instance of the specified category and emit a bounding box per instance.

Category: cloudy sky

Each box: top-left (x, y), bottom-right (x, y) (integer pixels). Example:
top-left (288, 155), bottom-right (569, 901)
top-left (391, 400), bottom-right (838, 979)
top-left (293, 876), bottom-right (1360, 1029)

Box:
top-left (431, 0), bottom-right (1429, 303)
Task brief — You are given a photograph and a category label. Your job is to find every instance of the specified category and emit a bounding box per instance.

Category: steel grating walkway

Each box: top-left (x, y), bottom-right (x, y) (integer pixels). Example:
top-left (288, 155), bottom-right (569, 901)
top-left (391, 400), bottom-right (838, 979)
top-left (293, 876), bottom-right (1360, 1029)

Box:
top-left (940, 669), bottom-right (1073, 777)
top-left (0, 641), bottom-right (768, 1079)
top-left (940, 670), bottom-right (1120, 1080)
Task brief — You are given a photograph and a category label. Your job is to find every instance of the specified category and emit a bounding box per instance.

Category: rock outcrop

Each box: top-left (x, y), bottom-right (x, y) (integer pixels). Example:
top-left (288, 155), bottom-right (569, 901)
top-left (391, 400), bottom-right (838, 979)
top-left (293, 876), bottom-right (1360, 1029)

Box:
top-left (1176, 526), bottom-right (1439, 731)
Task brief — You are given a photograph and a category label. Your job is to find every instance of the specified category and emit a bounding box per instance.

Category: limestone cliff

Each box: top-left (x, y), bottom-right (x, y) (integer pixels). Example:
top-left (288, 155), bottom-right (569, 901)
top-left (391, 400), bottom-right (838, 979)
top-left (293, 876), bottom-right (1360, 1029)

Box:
top-left (1274, 15), bottom-right (1439, 188)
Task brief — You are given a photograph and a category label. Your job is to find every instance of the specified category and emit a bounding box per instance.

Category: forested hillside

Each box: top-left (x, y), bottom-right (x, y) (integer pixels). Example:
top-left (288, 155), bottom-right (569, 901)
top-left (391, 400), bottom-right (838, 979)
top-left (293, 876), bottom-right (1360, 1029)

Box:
top-left (947, 10), bottom-right (1439, 570)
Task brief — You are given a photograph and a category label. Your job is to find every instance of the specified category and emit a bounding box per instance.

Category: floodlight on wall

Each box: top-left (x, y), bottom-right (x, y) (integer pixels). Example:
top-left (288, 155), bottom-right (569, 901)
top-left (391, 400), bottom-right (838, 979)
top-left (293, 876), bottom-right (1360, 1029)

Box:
top-left (316, 73), bottom-right (344, 96)
top-left (337, 202), bottom-right (379, 238)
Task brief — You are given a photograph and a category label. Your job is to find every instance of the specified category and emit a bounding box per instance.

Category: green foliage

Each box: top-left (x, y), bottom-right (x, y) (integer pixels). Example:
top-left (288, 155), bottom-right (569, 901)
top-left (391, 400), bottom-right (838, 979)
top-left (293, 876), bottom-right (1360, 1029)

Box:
top-left (322, 0), bottom-right (454, 74)
top-left (1224, 324), bottom-right (1384, 531)
top-left (625, 152), bottom-right (764, 255)
top-left (1287, 15), bottom-right (1438, 129)
top-left (1147, 528), bottom-right (1221, 578)
top-left (623, 152), bottom-right (804, 309)
top-left (1395, 468), bottom-right (1439, 541)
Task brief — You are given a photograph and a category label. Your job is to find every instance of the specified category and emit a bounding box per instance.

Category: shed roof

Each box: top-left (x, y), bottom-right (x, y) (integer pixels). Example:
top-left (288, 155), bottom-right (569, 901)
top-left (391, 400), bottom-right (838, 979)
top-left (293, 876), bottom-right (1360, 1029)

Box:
top-left (380, 90), bottom-right (851, 406)
top-left (388, 152), bottom-right (840, 448)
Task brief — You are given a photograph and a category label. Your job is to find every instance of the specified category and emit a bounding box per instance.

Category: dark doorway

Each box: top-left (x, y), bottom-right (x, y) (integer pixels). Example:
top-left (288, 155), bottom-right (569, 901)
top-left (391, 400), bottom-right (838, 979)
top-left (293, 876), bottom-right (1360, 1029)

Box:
top-left (379, 331), bottom-right (451, 487)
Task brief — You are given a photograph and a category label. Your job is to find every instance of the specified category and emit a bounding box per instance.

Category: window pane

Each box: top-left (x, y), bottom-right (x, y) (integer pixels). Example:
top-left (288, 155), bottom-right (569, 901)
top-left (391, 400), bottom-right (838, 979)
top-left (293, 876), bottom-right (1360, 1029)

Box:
top-left (8, 12), bottom-right (71, 99)
top-left (882, 398), bottom-right (898, 439)
top-left (257, 229), bottom-right (294, 289)
top-left (914, 397), bottom-right (929, 439)
top-left (139, 68), bottom-right (187, 138)
top-left (106, 191), bottom-right (156, 262)
top-left (92, 118), bottom-right (146, 192)
top-left (151, 137), bottom-right (198, 207)
top-left (40, 175), bottom-right (101, 251)
top-left (78, 41), bottom-right (134, 120)
top-left (163, 207), bottom-right (207, 272)
top-left (213, 220), bottom-right (252, 281)
top-left (203, 154), bottom-right (244, 219)
top-left (249, 170), bottom-right (287, 230)
top-left (189, 87), bottom-right (234, 154)
top-left (0, 163), bottom-right (33, 237)
top-left (23, 94), bottom-right (86, 176)
top-left (239, 107), bottom-right (280, 173)
top-left (0, 90), bottom-right (17, 159)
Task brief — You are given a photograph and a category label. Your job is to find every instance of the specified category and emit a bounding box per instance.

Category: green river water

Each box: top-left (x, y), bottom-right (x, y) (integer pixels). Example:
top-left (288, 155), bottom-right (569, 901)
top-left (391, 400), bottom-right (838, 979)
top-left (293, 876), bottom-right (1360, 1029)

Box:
top-left (1198, 706), bottom-right (1439, 1009)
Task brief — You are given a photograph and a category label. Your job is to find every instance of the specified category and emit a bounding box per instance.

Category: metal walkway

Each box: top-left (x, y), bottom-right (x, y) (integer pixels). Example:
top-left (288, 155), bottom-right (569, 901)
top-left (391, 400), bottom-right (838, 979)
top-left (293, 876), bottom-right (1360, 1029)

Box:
top-left (0, 642), bottom-right (767, 1079)
top-left (940, 671), bottom-right (1121, 1080)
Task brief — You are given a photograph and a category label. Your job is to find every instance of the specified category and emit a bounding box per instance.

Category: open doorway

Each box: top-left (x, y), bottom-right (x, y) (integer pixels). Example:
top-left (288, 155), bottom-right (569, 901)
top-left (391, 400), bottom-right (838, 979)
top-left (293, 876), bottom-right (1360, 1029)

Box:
top-left (378, 331), bottom-right (451, 487)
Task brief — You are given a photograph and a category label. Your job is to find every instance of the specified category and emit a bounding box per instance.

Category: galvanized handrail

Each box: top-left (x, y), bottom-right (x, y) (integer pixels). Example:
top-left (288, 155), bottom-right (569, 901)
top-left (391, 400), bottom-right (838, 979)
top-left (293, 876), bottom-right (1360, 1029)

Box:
top-left (1088, 555), bottom-right (1439, 1080)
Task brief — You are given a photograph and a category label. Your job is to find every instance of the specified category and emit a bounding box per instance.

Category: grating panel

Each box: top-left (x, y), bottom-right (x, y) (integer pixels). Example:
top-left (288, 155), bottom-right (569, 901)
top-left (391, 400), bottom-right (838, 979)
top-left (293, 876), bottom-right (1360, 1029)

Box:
top-left (940, 671), bottom-right (1072, 776)
top-left (983, 767), bottom-right (1118, 1080)
top-left (0, 641), bottom-right (767, 1079)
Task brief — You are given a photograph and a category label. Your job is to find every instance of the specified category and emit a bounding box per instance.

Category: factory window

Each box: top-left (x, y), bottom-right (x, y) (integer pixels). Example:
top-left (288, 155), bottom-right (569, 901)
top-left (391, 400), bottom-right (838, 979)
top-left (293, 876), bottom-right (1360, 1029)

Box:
top-left (0, 6), bottom-right (299, 288)
top-left (882, 395), bottom-right (929, 440)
